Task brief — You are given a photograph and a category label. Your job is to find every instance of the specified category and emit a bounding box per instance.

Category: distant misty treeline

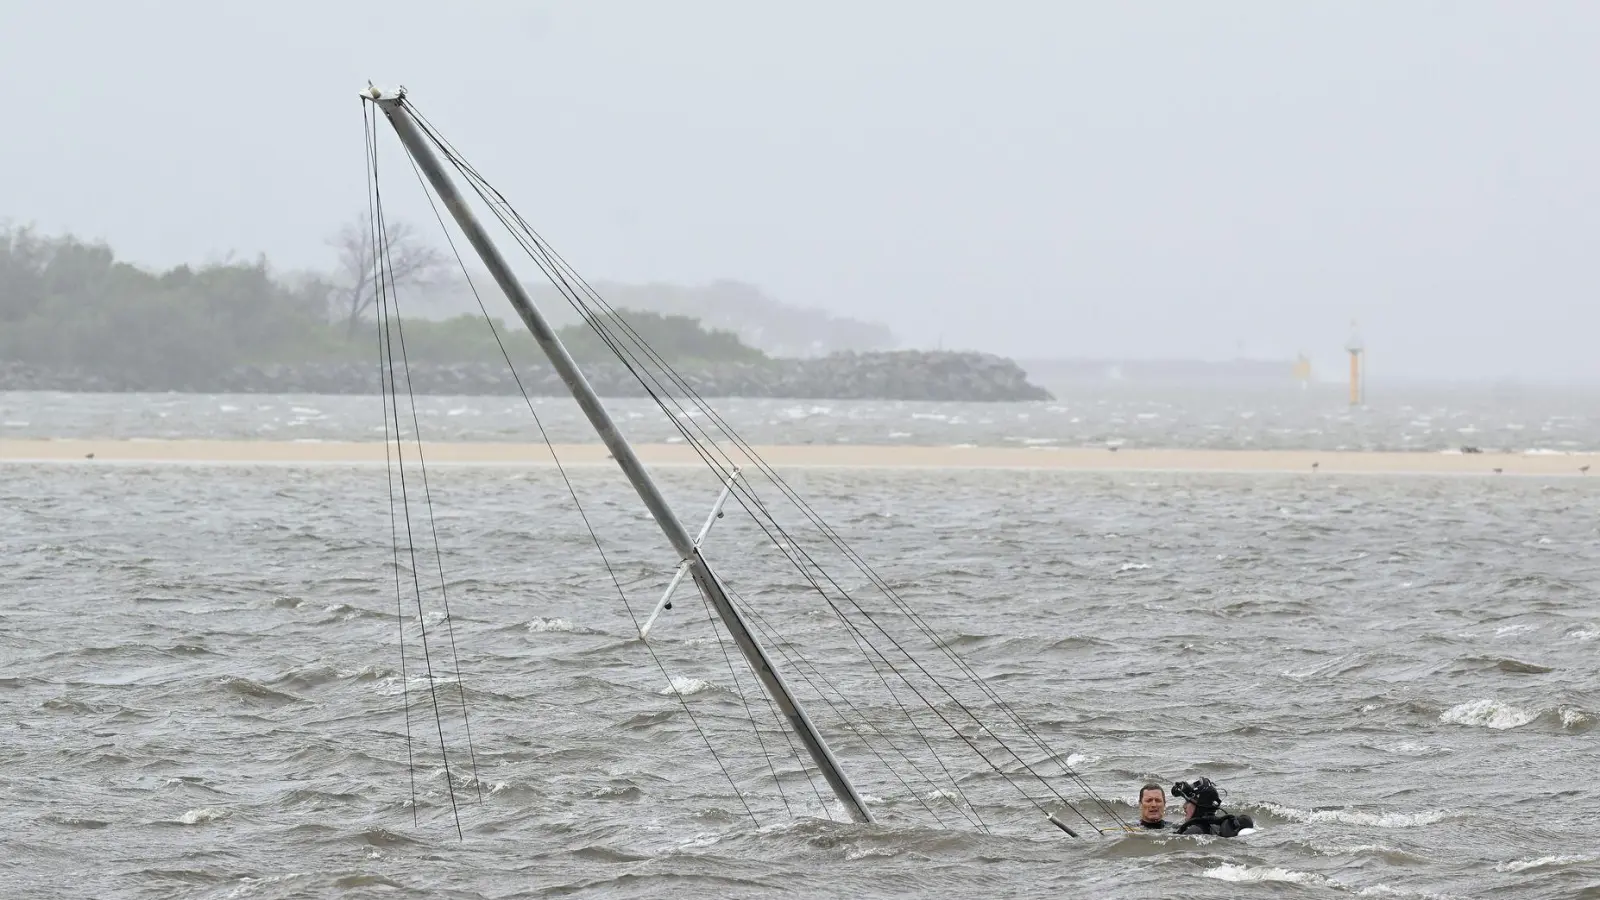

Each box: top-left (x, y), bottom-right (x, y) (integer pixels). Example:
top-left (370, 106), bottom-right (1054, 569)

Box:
top-left (407, 274), bottom-right (898, 359)
top-left (0, 217), bottom-right (896, 387)
top-left (0, 225), bottom-right (337, 386)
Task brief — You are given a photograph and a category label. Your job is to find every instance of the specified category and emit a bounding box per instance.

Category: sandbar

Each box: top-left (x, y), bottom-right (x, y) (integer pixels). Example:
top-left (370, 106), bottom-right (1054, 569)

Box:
top-left (1, 438), bottom-right (1596, 476)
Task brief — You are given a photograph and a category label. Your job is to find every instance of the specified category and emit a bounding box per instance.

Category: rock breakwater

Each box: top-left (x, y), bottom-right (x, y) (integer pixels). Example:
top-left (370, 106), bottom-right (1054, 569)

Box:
top-left (0, 351), bottom-right (1053, 402)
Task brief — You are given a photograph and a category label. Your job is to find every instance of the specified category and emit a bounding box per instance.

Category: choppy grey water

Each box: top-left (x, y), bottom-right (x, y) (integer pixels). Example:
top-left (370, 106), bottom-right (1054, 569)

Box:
top-left (3, 451), bottom-right (1597, 898)
top-left (4, 383), bottom-right (1600, 452)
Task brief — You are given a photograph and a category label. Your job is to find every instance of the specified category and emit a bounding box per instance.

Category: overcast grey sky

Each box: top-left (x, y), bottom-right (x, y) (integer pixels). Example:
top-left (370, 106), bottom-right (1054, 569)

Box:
top-left (3, 1), bottom-right (1597, 382)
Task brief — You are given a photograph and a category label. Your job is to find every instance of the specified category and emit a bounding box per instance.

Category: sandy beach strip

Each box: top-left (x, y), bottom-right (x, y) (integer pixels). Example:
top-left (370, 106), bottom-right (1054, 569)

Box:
top-left (2, 438), bottom-right (1596, 476)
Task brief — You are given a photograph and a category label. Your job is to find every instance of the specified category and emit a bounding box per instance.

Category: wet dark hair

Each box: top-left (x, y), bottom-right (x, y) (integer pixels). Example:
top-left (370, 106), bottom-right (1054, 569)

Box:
top-left (1139, 782), bottom-right (1164, 802)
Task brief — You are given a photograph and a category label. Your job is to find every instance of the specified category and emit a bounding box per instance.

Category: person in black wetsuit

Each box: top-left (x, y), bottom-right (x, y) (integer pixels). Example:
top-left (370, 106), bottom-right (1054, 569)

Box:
top-left (1172, 777), bottom-right (1255, 837)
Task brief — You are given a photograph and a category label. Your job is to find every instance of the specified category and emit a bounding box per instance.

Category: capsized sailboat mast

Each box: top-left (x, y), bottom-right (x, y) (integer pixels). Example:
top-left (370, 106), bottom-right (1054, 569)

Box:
top-left (367, 87), bottom-right (874, 825)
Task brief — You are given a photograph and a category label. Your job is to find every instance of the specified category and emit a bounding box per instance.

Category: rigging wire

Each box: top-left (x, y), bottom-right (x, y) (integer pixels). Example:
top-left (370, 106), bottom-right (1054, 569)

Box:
top-left (499, 224), bottom-right (1131, 828)
top-left (731, 572), bottom-right (990, 831)
top-left (366, 99), bottom-right (465, 839)
top-left (367, 102), bottom-right (420, 826)
top-left (408, 133), bottom-right (979, 827)
top-left (719, 575), bottom-right (958, 827)
top-left (431, 149), bottom-right (1131, 827)
top-left (424, 136), bottom-right (1099, 832)
top-left (460, 187), bottom-right (1101, 826)
top-left (397, 125), bottom-right (934, 823)
top-left (384, 94), bottom-right (1127, 835)
top-left (384, 110), bottom-right (761, 826)
top-left (727, 527), bottom-right (1088, 830)
top-left (692, 579), bottom-right (796, 820)
top-left (371, 137), bottom-right (485, 811)
top-left (403, 99), bottom-right (1111, 831)
top-left (722, 581), bottom-right (987, 832)
top-left (757, 680), bottom-right (835, 821)
top-left (525, 228), bottom-right (1127, 828)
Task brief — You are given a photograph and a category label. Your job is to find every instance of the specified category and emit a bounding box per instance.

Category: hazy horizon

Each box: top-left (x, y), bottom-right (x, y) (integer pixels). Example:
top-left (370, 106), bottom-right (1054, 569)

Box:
top-left (4, 2), bottom-right (1599, 384)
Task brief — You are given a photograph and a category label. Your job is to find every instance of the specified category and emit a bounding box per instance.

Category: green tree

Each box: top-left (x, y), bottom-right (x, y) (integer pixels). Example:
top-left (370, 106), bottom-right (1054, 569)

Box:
top-left (557, 309), bottom-right (768, 365)
top-left (0, 224), bottom-right (772, 385)
top-left (0, 224), bottom-right (342, 386)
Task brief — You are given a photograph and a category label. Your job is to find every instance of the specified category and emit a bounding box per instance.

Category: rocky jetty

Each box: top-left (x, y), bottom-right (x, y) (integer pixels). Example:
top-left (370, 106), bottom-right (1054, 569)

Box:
top-left (0, 351), bottom-right (1054, 402)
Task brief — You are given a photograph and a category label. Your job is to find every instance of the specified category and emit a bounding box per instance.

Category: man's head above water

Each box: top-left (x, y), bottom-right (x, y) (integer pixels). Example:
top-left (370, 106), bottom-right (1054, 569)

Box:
top-left (1138, 783), bottom-right (1166, 825)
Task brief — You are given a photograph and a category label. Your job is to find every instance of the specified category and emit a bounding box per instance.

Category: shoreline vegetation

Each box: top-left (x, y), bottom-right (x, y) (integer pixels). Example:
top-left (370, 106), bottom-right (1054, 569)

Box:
top-left (3, 439), bottom-right (1596, 476)
top-left (0, 223), bottom-right (1051, 402)
top-left (0, 353), bottom-right (1051, 402)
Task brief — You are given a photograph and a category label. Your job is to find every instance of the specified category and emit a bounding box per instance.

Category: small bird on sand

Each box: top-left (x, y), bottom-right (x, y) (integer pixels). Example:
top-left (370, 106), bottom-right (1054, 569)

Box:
top-left (1582, 465), bottom-right (1591, 475)
top-left (1493, 467), bottom-right (1503, 474)
top-left (85, 452), bottom-right (94, 459)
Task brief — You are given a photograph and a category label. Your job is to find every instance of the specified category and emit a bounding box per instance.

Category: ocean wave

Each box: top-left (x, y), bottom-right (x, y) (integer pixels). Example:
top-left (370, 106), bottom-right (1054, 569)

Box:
top-left (1355, 886), bottom-right (1465, 899)
top-left (1439, 698), bottom-right (1538, 730)
top-left (1260, 803), bottom-right (1453, 828)
top-left (1202, 863), bottom-right (1323, 885)
top-left (1494, 853), bottom-right (1598, 873)
top-left (218, 677), bottom-right (308, 706)
top-left (525, 616), bottom-right (605, 635)
top-left (8, 434), bottom-right (1600, 897)
top-left (659, 676), bottom-right (716, 696)
top-left (174, 807), bottom-right (228, 825)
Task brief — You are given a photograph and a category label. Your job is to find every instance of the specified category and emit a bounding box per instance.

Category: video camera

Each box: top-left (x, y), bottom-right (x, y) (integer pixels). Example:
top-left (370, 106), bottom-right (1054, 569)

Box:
top-left (1171, 777), bottom-right (1222, 810)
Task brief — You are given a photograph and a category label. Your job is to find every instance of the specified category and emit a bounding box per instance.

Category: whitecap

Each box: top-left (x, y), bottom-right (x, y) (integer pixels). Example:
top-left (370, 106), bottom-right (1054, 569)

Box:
top-left (1356, 886), bottom-right (1463, 899)
top-left (1261, 802), bottom-right (1450, 828)
top-left (1203, 864), bottom-right (1320, 885)
top-left (1380, 741), bottom-right (1451, 757)
top-left (1440, 698), bottom-right (1536, 730)
top-left (659, 676), bottom-right (713, 696)
top-left (1495, 854), bottom-right (1597, 873)
top-left (526, 617), bottom-right (579, 633)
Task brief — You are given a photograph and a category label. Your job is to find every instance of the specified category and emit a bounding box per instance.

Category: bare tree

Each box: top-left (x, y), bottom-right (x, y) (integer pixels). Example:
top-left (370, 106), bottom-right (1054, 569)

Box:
top-left (328, 212), bottom-right (451, 339)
